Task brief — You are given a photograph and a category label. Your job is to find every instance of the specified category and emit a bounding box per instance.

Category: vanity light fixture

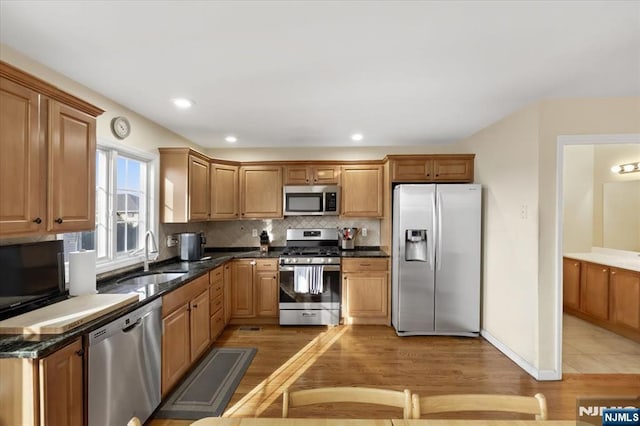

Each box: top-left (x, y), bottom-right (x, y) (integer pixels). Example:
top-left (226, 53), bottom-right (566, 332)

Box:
top-left (172, 98), bottom-right (194, 109)
top-left (610, 162), bottom-right (640, 174)
top-left (225, 135), bottom-right (238, 143)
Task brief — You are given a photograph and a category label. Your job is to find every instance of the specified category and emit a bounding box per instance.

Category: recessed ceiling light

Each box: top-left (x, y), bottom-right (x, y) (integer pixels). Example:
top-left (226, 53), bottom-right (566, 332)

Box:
top-left (351, 133), bottom-right (364, 142)
top-left (225, 136), bottom-right (238, 143)
top-left (172, 98), bottom-right (194, 109)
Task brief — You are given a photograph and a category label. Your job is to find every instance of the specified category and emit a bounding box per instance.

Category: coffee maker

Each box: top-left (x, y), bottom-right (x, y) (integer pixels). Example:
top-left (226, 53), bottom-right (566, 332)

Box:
top-left (178, 232), bottom-right (206, 261)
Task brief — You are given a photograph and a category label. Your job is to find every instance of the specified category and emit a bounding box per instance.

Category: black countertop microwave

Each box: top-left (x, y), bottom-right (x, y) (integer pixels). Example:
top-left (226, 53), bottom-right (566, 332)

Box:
top-left (283, 185), bottom-right (340, 216)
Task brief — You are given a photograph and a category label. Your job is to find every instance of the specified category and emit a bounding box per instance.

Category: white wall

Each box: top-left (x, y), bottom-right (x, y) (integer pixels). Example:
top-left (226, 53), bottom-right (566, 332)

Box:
top-left (562, 145), bottom-right (594, 252)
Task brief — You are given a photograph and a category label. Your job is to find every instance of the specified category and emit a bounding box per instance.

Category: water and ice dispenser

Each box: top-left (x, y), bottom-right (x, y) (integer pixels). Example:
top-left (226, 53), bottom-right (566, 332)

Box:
top-left (405, 229), bottom-right (427, 261)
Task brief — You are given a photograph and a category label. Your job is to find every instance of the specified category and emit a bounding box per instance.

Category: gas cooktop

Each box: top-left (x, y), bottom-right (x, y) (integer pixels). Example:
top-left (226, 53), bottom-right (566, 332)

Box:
top-left (280, 247), bottom-right (340, 257)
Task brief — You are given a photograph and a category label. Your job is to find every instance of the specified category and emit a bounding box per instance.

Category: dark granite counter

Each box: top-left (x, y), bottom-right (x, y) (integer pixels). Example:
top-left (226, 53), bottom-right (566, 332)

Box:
top-left (0, 246), bottom-right (387, 358)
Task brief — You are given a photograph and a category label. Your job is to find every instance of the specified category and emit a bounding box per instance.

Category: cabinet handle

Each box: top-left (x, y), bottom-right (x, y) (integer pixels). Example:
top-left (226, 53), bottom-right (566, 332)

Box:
top-left (32, 217), bottom-right (42, 224)
top-left (611, 271), bottom-right (616, 275)
top-left (360, 263), bottom-right (371, 267)
top-left (435, 174), bottom-right (440, 177)
top-left (273, 276), bottom-right (276, 279)
top-left (573, 263), bottom-right (578, 267)
top-left (55, 218), bottom-right (63, 224)
top-left (75, 349), bottom-right (85, 357)
top-left (193, 303), bottom-right (198, 308)
top-left (602, 269), bottom-right (607, 273)
top-left (426, 173), bottom-right (430, 177)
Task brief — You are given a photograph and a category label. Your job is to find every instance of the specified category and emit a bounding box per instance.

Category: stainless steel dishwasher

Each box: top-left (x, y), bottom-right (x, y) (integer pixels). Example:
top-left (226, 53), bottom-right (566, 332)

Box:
top-left (88, 298), bottom-right (162, 426)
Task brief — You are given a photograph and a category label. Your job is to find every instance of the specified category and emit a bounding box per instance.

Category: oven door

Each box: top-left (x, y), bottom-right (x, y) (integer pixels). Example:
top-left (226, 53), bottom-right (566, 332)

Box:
top-left (278, 264), bottom-right (341, 310)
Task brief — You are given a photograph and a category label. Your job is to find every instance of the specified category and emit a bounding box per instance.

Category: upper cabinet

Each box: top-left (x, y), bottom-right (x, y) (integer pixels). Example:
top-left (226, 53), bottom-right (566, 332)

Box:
top-left (239, 165), bottom-right (283, 219)
top-left (284, 163), bottom-right (340, 185)
top-left (210, 161), bottom-right (239, 220)
top-left (341, 164), bottom-right (383, 217)
top-left (390, 155), bottom-right (474, 183)
top-left (0, 62), bottom-right (103, 237)
top-left (159, 148), bottom-right (210, 223)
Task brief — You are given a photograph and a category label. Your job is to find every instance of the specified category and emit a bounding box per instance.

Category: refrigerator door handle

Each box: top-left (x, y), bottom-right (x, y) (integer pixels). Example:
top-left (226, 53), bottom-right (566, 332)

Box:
top-left (436, 191), bottom-right (443, 271)
top-left (430, 192), bottom-right (436, 271)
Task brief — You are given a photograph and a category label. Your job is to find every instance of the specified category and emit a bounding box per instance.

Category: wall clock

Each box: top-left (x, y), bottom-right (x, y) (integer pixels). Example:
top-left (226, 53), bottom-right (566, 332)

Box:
top-left (111, 116), bottom-right (131, 139)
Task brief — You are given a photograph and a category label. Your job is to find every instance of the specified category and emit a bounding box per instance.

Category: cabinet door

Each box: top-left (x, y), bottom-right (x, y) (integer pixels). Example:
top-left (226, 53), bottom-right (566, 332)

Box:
top-left (391, 159), bottom-right (433, 182)
top-left (48, 100), bottom-right (96, 232)
top-left (313, 165), bottom-right (340, 185)
top-left (341, 165), bottom-right (383, 217)
top-left (210, 162), bottom-right (239, 219)
top-left (342, 272), bottom-right (388, 324)
top-left (239, 166), bottom-right (283, 218)
top-left (189, 154), bottom-right (210, 221)
top-left (162, 304), bottom-right (190, 396)
top-left (433, 157), bottom-right (474, 182)
top-left (284, 165), bottom-right (311, 185)
top-left (581, 262), bottom-right (610, 320)
top-left (0, 77), bottom-right (45, 236)
top-left (39, 338), bottom-right (83, 426)
top-left (231, 260), bottom-right (255, 318)
top-left (224, 263), bottom-right (232, 324)
top-left (563, 258), bottom-right (581, 310)
top-left (255, 271), bottom-right (279, 318)
top-left (610, 268), bottom-right (640, 330)
top-left (190, 288), bottom-right (210, 361)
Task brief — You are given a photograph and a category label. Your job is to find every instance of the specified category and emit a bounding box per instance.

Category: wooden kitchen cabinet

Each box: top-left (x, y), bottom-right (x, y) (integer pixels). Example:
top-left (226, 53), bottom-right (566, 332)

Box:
top-left (341, 164), bottom-right (384, 217)
top-left (210, 161), bottom-right (239, 219)
top-left (239, 165), bottom-right (283, 218)
top-left (563, 257), bottom-right (581, 311)
top-left (610, 267), bottom-right (640, 331)
top-left (284, 163), bottom-right (340, 185)
top-left (0, 338), bottom-right (84, 426)
top-left (209, 265), bottom-right (225, 340)
top-left (223, 262), bottom-right (232, 325)
top-left (581, 262), bottom-right (610, 321)
top-left (341, 258), bottom-right (390, 325)
top-left (230, 258), bottom-right (279, 322)
top-left (159, 148), bottom-right (211, 223)
top-left (0, 62), bottom-right (102, 237)
top-left (161, 274), bottom-right (210, 396)
top-left (389, 155), bottom-right (475, 183)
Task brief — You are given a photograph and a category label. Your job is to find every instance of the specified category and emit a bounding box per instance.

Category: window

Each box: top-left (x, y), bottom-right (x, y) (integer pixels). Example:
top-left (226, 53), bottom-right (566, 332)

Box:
top-left (63, 142), bottom-right (155, 272)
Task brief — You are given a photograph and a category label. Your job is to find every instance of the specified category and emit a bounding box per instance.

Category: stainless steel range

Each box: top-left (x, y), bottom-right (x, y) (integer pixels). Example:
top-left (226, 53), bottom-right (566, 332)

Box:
top-left (279, 228), bottom-right (341, 325)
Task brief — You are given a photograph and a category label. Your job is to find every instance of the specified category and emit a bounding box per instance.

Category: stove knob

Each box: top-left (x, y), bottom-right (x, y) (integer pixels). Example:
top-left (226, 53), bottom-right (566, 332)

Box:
top-left (318, 258), bottom-right (325, 263)
top-left (306, 258), bottom-right (312, 263)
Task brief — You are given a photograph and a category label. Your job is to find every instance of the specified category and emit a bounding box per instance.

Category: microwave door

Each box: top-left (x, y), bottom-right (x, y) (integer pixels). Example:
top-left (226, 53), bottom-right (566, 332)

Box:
top-left (285, 193), bottom-right (323, 214)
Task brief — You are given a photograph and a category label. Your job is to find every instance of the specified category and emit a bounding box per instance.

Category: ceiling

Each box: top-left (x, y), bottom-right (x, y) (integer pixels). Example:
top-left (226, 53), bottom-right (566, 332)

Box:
top-left (1, 1), bottom-right (639, 149)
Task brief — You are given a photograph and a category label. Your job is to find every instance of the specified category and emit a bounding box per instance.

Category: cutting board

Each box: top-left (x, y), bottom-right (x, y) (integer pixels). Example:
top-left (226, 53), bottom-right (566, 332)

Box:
top-left (0, 293), bottom-right (139, 335)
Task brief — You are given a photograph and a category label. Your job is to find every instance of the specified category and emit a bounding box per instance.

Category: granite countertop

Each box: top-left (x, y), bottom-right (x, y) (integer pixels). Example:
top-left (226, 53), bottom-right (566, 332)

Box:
top-left (0, 247), bottom-right (388, 359)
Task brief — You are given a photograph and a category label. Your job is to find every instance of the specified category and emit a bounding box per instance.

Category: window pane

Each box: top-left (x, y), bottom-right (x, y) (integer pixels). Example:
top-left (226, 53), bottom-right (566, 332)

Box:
top-left (116, 222), bottom-right (125, 253)
top-left (116, 155), bottom-right (146, 256)
top-left (62, 232), bottom-right (95, 262)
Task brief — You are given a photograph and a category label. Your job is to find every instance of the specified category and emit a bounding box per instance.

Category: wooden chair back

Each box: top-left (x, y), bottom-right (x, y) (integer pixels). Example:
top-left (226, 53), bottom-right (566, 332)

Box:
top-left (282, 386), bottom-right (412, 419)
top-left (411, 393), bottom-right (548, 420)
top-left (127, 417), bottom-right (142, 426)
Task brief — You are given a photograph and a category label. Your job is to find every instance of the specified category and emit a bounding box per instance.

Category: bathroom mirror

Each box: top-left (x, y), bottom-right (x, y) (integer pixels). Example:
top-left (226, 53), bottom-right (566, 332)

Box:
top-left (603, 180), bottom-right (640, 251)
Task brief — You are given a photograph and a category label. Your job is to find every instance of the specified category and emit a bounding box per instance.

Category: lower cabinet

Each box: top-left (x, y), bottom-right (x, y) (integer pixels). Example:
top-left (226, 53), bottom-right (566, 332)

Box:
top-left (0, 338), bottom-right (84, 426)
top-left (230, 258), bottom-right (279, 322)
top-left (341, 258), bottom-right (390, 325)
top-left (209, 265), bottom-right (225, 339)
top-left (563, 256), bottom-right (640, 342)
top-left (161, 274), bottom-right (210, 396)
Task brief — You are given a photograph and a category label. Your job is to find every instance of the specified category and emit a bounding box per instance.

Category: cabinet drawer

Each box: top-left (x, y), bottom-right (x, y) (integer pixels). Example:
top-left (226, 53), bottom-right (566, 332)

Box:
top-left (342, 258), bottom-right (388, 273)
top-left (255, 258), bottom-right (278, 271)
top-left (210, 266), bottom-right (223, 283)
top-left (210, 293), bottom-right (223, 315)
top-left (210, 309), bottom-right (224, 339)
top-left (210, 279), bottom-right (223, 299)
top-left (162, 274), bottom-right (209, 317)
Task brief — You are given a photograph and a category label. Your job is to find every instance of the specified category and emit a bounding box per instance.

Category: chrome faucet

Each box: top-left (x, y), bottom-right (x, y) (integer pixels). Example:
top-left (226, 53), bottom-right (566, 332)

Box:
top-left (144, 230), bottom-right (159, 272)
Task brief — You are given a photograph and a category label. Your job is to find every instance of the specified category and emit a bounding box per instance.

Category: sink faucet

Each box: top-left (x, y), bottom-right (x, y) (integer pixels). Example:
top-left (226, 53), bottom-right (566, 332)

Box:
top-left (144, 230), bottom-right (159, 272)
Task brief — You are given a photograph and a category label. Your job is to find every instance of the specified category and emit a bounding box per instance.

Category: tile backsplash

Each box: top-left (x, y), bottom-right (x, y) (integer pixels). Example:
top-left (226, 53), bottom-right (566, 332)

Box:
top-left (160, 217), bottom-right (380, 255)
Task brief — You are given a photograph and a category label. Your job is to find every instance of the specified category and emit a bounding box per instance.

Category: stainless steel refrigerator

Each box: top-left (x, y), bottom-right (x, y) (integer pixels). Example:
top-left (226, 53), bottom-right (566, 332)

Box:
top-left (392, 184), bottom-right (481, 336)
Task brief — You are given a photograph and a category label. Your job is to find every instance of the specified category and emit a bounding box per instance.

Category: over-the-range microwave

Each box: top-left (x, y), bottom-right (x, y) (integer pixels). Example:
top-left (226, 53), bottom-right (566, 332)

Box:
top-left (283, 185), bottom-right (340, 216)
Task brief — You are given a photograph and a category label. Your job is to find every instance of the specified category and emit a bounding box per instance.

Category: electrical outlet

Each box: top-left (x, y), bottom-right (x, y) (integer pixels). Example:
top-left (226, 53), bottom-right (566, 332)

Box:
top-left (166, 235), bottom-right (178, 247)
top-left (361, 228), bottom-right (368, 237)
top-left (520, 205), bottom-right (528, 219)
top-left (252, 229), bottom-right (258, 237)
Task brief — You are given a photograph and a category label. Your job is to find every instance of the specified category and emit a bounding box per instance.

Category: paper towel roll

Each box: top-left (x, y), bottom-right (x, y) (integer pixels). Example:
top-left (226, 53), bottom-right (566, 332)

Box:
top-left (69, 250), bottom-right (97, 296)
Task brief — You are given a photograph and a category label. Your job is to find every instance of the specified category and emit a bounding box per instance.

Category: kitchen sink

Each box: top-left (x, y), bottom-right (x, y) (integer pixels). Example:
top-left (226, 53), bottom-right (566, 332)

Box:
top-left (117, 272), bottom-right (187, 287)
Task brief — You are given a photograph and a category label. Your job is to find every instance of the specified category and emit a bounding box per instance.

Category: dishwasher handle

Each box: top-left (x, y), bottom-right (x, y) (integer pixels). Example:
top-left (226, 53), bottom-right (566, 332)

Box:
top-left (122, 317), bottom-right (142, 332)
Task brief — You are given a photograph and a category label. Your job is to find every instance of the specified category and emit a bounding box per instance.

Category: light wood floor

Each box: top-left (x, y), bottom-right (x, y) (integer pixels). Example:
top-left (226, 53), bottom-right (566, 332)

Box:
top-left (562, 313), bottom-right (640, 373)
top-left (149, 325), bottom-right (639, 426)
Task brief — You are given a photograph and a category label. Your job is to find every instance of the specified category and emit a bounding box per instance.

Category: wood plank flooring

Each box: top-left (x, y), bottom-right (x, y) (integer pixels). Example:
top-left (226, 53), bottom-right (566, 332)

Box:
top-left (149, 325), bottom-right (640, 426)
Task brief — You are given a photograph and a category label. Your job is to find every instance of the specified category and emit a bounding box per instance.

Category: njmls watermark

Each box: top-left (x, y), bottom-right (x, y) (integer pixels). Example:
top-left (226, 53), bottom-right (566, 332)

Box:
top-left (577, 396), bottom-right (640, 425)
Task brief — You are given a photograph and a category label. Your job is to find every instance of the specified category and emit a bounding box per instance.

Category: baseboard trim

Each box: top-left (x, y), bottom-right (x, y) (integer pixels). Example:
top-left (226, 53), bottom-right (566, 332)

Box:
top-left (481, 329), bottom-right (561, 381)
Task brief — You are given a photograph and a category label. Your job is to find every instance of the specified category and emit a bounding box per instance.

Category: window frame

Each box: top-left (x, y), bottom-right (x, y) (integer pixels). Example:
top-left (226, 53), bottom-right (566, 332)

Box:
top-left (64, 138), bottom-right (158, 276)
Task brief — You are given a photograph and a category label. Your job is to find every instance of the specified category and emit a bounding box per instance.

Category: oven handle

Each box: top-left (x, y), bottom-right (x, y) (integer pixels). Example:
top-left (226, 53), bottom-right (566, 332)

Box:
top-left (279, 265), bottom-right (341, 272)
